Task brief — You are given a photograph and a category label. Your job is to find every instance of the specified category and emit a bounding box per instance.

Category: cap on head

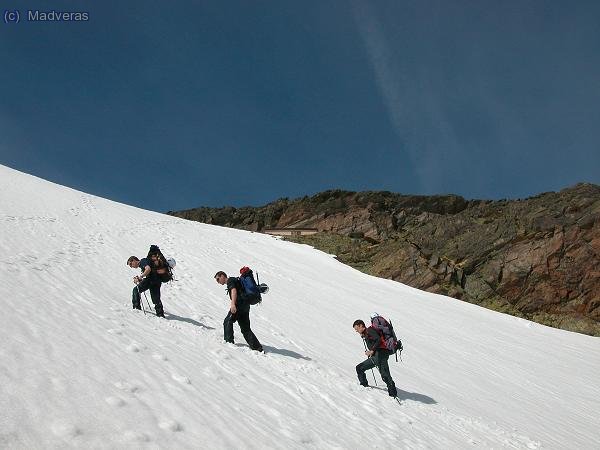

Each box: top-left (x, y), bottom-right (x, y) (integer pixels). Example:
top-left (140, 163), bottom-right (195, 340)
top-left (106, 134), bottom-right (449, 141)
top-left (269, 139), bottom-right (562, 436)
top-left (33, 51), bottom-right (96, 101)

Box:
top-left (370, 312), bottom-right (380, 319)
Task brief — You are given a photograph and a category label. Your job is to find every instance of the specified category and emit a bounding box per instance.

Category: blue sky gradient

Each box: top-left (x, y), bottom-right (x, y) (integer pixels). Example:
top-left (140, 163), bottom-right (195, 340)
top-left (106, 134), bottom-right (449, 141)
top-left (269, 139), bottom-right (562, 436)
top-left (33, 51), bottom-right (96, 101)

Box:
top-left (1, 1), bottom-right (599, 211)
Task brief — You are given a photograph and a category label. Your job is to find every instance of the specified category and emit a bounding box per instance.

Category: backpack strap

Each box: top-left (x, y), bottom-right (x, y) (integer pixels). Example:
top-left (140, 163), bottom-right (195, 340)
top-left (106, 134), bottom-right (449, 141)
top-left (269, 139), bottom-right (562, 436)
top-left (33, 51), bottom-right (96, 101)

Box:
top-left (367, 326), bottom-right (388, 350)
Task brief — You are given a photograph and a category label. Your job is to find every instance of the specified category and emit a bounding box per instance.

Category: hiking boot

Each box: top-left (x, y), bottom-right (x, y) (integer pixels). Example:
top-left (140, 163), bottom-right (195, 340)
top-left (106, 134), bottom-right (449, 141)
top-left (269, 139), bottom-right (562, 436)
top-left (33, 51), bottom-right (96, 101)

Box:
top-left (253, 346), bottom-right (264, 352)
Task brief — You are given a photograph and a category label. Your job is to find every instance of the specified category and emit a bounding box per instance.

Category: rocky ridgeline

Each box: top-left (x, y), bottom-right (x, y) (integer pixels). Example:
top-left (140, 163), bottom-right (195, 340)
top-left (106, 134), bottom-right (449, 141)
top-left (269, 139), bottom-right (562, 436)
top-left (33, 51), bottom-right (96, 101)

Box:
top-left (168, 184), bottom-right (600, 336)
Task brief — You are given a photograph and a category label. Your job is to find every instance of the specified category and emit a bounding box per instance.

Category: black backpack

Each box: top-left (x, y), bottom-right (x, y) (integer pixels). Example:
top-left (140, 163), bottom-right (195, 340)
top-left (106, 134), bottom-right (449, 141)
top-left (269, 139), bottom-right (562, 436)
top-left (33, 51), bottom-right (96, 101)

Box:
top-left (147, 244), bottom-right (173, 282)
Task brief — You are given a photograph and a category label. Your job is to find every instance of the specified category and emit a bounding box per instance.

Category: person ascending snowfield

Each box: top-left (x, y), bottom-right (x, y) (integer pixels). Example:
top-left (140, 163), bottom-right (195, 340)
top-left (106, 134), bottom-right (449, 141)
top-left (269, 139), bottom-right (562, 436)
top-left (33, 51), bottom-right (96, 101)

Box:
top-left (215, 271), bottom-right (263, 352)
top-left (353, 319), bottom-right (397, 398)
top-left (127, 254), bottom-right (165, 318)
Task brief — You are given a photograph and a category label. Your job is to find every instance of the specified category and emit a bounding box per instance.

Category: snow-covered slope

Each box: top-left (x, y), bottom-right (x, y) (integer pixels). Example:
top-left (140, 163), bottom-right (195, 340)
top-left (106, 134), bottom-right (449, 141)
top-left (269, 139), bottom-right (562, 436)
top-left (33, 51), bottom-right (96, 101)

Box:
top-left (1, 164), bottom-right (598, 449)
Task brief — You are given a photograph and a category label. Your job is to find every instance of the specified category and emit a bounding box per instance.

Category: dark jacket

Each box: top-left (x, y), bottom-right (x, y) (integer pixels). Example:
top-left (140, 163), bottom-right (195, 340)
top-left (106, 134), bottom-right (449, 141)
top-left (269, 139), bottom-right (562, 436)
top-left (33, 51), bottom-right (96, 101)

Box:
top-left (139, 258), bottom-right (161, 284)
top-left (364, 326), bottom-right (386, 352)
top-left (226, 277), bottom-right (250, 312)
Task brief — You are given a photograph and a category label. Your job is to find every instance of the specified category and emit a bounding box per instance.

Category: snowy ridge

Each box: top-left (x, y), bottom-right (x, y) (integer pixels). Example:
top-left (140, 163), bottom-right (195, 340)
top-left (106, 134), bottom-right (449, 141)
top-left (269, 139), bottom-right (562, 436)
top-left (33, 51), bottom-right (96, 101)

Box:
top-left (0, 164), bottom-right (598, 449)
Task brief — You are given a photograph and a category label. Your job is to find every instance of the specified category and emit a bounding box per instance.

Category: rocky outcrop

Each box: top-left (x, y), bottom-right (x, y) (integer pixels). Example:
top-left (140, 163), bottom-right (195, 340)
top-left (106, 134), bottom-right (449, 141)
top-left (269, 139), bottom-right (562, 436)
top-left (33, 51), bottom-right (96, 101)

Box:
top-left (168, 184), bottom-right (600, 336)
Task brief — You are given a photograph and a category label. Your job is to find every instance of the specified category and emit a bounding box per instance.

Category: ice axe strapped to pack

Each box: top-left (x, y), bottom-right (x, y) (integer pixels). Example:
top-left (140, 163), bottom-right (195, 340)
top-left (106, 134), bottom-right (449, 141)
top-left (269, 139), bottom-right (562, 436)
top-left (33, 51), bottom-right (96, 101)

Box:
top-left (238, 266), bottom-right (269, 305)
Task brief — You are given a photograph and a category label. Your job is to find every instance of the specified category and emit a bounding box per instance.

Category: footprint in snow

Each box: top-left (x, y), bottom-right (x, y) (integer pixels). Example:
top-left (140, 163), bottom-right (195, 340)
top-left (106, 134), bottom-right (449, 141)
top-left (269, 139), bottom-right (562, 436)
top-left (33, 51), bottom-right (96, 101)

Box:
top-left (126, 342), bottom-right (144, 353)
top-left (105, 396), bottom-right (126, 407)
top-left (51, 421), bottom-right (82, 439)
top-left (122, 430), bottom-right (151, 442)
top-left (158, 420), bottom-right (183, 432)
top-left (202, 366), bottom-right (225, 382)
top-left (171, 373), bottom-right (191, 384)
top-left (114, 381), bottom-right (140, 393)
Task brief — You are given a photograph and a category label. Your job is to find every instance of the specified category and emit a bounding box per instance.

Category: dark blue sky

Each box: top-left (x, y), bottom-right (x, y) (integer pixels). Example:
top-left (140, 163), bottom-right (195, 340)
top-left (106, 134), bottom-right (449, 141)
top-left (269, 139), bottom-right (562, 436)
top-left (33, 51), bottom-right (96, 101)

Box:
top-left (1, 1), bottom-right (599, 212)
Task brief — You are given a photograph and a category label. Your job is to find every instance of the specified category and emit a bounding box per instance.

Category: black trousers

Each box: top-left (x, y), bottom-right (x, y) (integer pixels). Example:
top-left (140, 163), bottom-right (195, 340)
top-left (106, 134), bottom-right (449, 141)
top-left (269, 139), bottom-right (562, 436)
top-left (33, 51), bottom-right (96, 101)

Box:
top-left (356, 350), bottom-right (397, 397)
top-left (223, 307), bottom-right (262, 350)
top-left (132, 278), bottom-right (164, 317)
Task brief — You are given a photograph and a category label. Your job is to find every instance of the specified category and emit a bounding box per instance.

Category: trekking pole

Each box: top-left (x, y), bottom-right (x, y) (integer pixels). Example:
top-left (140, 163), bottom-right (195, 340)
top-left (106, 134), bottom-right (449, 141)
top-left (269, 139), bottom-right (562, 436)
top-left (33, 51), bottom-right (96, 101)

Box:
top-left (142, 291), bottom-right (153, 312)
top-left (362, 339), bottom-right (378, 386)
top-left (137, 286), bottom-right (146, 316)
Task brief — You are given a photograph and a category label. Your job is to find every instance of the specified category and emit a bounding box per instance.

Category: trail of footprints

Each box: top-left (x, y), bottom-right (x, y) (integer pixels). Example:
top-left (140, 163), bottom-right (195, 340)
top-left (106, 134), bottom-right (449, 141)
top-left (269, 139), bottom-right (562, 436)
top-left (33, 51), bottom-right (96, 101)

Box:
top-left (102, 306), bottom-right (336, 444)
top-left (58, 305), bottom-right (541, 449)
top-left (101, 310), bottom-right (198, 440)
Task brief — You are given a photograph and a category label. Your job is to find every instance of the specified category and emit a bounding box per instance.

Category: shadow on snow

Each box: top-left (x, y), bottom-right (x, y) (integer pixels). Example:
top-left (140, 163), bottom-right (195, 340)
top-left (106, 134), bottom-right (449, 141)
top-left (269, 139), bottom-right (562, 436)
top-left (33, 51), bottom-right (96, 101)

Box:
top-left (231, 343), bottom-right (312, 360)
top-left (367, 386), bottom-right (437, 404)
top-left (263, 345), bottom-right (312, 360)
top-left (166, 313), bottom-right (215, 330)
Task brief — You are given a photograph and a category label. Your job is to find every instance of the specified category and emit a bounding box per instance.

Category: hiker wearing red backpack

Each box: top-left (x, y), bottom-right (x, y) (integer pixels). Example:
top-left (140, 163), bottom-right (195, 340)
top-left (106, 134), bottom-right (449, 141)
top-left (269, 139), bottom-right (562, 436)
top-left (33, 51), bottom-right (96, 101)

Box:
top-left (214, 270), bottom-right (263, 352)
top-left (353, 317), bottom-right (397, 398)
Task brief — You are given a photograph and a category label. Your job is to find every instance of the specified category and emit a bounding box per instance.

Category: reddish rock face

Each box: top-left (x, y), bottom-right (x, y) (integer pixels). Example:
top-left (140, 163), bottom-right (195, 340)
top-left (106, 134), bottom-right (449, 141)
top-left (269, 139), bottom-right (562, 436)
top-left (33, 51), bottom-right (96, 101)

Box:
top-left (169, 185), bottom-right (600, 336)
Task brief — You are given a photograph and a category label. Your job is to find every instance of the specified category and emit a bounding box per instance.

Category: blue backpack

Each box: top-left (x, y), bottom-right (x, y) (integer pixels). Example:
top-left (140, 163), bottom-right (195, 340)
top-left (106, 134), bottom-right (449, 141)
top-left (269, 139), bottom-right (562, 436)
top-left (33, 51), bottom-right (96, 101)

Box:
top-left (238, 266), bottom-right (268, 305)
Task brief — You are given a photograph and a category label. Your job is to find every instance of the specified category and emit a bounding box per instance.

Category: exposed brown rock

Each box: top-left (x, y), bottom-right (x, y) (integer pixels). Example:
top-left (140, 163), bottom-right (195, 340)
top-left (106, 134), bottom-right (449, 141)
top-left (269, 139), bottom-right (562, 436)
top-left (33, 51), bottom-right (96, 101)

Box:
top-left (168, 184), bottom-right (600, 336)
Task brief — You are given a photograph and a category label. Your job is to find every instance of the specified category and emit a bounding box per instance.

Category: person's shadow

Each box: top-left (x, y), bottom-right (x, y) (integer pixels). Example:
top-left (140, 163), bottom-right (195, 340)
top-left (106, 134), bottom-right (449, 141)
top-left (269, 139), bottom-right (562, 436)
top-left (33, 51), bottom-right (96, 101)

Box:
top-left (262, 345), bottom-right (312, 361)
top-left (396, 389), bottom-right (437, 404)
top-left (166, 313), bottom-right (215, 330)
top-left (367, 387), bottom-right (436, 404)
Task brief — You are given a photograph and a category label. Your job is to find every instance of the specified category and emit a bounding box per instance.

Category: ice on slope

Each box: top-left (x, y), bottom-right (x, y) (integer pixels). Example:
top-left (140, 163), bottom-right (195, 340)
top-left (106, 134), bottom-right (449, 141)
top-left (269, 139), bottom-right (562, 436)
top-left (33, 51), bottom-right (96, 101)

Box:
top-left (0, 164), bottom-right (598, 449)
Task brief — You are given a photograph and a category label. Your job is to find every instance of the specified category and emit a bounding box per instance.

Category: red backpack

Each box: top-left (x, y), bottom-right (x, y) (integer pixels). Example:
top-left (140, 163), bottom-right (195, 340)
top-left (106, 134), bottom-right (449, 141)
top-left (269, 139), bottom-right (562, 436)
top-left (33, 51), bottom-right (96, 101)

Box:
top-left (371, 315), bottom-right (403, 357)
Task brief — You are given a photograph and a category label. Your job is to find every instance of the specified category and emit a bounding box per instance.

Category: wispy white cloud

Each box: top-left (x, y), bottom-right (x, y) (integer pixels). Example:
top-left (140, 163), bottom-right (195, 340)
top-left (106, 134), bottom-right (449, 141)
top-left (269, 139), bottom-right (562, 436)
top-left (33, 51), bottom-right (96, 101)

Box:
top-left (352, 1), bottom-right (407, 143)
top-left (351, 2), bottom-right (462, 193)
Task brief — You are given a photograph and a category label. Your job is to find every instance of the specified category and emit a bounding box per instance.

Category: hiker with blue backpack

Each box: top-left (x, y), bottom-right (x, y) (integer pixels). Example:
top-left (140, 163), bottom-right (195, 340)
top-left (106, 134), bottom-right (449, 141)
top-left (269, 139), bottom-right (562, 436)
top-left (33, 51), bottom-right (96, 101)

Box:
top-left (214, 268), bottom-right (264, 352)
top-left (353, 314), bottom-right (398, 398)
